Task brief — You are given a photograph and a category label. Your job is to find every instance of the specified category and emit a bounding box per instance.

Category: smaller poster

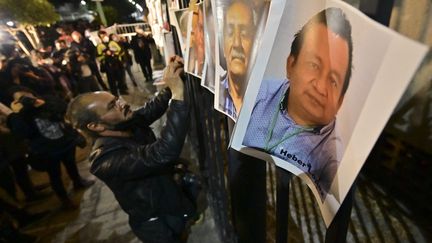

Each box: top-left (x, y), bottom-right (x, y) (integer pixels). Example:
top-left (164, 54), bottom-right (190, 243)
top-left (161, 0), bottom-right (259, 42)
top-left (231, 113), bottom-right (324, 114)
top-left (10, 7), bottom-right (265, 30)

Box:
top-left (213, 0), bottom-right (270, 121)
top-left (171, 8), bottom-right (191, 55)
top-left (163, 32), bottom-right (176, 66)
top-left (185, 2), bottom-right (205, 78)
top-left (201, 0), bottom-right (217, 92)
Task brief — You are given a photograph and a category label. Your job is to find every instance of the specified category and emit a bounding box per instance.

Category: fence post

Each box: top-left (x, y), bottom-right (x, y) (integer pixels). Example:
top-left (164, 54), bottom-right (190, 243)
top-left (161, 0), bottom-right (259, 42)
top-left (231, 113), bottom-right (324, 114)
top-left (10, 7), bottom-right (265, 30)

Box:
top-left (276, 168), bottom-right (292, 243)
top-left (228, 149), bottom-right (267, 243)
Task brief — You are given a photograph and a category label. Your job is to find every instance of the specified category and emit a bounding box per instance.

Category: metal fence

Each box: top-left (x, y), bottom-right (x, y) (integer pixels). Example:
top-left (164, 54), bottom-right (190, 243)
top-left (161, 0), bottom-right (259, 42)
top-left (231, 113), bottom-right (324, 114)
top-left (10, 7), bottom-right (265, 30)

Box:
top-left (171, 0), bottom-right (431, 242)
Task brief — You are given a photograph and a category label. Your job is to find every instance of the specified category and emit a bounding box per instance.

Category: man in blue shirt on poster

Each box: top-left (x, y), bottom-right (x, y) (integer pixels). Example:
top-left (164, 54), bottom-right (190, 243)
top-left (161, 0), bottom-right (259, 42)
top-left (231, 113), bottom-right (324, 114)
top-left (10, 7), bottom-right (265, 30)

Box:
top-left (243, 7), bottom-right (353, 200)
top-left (220, 0), bottom-right (254, 119)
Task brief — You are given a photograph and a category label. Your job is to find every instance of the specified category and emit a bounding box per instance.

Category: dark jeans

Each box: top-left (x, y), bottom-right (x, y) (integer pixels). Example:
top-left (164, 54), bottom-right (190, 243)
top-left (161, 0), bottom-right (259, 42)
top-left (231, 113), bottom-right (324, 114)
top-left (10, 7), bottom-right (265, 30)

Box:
top-left (139, 59), bottom-right (153, 81)
top-left (131, 215), bottom-right (185, 243)
top-left (89, 60), bottom-right (108, 90)
top-left (106, 68), bottom-right (128, 96)
top-left (124, 63), bottom-right (137, 85)
top-left (44, 147), bottom-right (81, 199)
top-left (0, 159), bottom-right (35, 200)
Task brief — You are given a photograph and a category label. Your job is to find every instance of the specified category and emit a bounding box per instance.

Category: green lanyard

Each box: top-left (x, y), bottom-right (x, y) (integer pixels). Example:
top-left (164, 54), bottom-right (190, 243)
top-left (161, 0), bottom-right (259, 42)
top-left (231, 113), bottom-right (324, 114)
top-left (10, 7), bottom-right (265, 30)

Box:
top-left (264, 90), bottom-right (314, 152)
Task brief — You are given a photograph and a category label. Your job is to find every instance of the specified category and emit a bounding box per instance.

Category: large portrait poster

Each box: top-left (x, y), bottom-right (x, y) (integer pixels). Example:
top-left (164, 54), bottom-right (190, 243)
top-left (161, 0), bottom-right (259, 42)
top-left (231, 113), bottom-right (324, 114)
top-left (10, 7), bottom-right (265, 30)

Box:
top-left (201, 0), bottom-right (217, 93)
top-left (213, 0), bottom-right (271, 121)
top-left (230, 0), bottom-right (428, 226)
top-left (185, 2), bottom-right (205, 78)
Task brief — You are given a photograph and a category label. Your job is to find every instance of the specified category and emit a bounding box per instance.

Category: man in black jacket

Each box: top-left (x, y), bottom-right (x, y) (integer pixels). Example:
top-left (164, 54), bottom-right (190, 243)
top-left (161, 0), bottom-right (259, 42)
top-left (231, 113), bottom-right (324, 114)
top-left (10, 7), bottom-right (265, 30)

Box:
top-left (131, 28), bottom-right (154, 82)
top-left (66, 56), bottom-right (194, 242)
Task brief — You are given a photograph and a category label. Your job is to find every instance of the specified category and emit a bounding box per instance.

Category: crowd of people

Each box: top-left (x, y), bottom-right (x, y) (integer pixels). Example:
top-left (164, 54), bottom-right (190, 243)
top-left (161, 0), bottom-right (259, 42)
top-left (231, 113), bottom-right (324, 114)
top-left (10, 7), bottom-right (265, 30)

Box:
top-left (0, 23), bottom-right (158, 242)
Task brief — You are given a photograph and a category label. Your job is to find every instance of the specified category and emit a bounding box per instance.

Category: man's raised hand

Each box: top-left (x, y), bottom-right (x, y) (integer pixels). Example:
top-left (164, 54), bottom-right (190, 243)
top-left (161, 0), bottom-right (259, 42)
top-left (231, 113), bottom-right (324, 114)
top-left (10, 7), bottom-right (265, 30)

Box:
top-left (163, 56), bottom-right (185, 101)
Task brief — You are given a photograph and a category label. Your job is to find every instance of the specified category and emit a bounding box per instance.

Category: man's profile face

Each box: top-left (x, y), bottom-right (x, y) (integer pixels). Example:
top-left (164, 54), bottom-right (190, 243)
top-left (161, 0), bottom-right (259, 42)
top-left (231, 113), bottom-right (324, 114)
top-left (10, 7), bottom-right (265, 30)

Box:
top-left (223, 2), bottom-right (253, 78)
top-left (89, 92), bottom-right (133, 127)
top-left (287, 23), bottom-right (349, 126)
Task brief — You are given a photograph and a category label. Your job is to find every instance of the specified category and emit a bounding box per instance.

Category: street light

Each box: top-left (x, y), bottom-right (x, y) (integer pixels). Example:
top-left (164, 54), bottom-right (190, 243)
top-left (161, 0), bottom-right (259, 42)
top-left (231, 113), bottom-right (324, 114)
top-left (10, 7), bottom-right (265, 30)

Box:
top-left (91, 0), bottom-right (107, 27)
top-left (81, 1), bottom-right (87, 5)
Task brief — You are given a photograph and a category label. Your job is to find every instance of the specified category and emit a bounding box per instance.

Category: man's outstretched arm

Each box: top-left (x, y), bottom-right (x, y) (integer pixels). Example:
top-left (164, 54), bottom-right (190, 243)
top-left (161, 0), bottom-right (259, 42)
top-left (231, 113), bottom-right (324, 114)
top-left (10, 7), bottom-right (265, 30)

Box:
top-left (94, 56), bottom-right (189, 178)
top-left (131, 87), bottom-right (172, 127)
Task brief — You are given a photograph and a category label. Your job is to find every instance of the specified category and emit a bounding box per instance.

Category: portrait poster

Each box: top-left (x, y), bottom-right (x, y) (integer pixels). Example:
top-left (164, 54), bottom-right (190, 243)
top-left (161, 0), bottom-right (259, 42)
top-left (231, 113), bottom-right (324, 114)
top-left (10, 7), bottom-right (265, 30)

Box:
top-left (213, 0), bottom-right (271, 121)
top-left (230, 0), bottom-right (428, 226)
top-left (163, 32), bottom-right (176, 66)
top-left (185, 2), bottom-right (205, 78)
top-left (171, 8), bottom-right (191, 55)
top-left (201, 0), bottom-right (217, 93)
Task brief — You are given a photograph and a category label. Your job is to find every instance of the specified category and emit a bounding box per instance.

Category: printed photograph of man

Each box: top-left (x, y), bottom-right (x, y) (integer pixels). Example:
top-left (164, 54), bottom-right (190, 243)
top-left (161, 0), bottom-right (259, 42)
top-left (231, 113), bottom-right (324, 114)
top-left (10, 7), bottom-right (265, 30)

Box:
top-left (202, 0), bottom-right (216, 92)
top-left (186, 3), bottom-right (205, 77)
top-left (230, 0), bottom-right (427, 226)
top-left (173, 8), bottom-right (191, 53)
top-left (243, 7), bottom-right (353, 200)
top-left (215, 0), bottom-right (270, 120)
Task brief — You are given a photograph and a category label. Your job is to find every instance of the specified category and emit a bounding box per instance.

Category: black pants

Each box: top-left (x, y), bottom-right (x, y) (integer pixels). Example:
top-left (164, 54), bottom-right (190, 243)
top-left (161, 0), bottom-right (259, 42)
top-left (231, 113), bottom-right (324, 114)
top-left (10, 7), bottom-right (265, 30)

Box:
top-left (0, 159), bottom-right (35, 200)
top-left (89, 60), bottom-right (108, 90)
top-left (44, 147), bottom-right (81, 199)
top-left (139, 59), bottom-right (153, 81)
top-left (106, 68), bottom-right (128, 96)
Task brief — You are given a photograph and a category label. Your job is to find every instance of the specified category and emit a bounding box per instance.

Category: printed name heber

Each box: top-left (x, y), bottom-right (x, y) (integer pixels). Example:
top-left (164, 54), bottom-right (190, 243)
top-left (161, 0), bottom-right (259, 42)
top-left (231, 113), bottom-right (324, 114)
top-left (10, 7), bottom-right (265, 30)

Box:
top-left (279, 148), bottom-right (325, 197)
top-left (279, 148), bottom-right (311, 171)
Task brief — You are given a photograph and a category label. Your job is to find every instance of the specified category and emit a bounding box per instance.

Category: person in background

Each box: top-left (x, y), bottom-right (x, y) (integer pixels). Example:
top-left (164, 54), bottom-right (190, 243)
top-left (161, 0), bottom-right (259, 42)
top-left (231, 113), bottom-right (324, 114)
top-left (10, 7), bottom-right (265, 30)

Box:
top-left (110, 34), bottom-right (138, 87)
top-left (97, 31), bottom-right (128, 96)
top-left (0, 86), bottom-right (94, 209)
top-left (71, 31), bottom-right (108, 91)
top-left (131, 28), bottom-right (154, 82)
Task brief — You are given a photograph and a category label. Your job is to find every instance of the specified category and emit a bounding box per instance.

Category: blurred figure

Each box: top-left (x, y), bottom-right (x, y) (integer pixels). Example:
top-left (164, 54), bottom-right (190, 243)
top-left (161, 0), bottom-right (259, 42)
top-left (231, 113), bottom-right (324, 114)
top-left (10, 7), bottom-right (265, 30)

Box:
top-left (97, 31), bottom-right (128, 96)
top-left (131, 28), bottom-right (154, 82)
top-left (70, 31), bottom-right (108, 91)
top-left (0, 86), bottom-right (94, 209)
top-left (66, 49), bottom-right (101, 94)
top-left (110, 34), bottom-right (138, 87)
top-left (51, 40), bottom-right (69, 68)
top-left (36, 50), bottom-right (74, 101)
top-left (55, 27), bottom-right (73, 46)
top-left (0, 113), bottom-right (45, 203)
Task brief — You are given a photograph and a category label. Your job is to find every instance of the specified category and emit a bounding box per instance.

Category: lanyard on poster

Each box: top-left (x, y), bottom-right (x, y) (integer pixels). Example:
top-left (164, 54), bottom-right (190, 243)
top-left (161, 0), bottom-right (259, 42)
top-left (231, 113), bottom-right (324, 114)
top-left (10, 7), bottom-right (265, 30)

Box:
top-left (264, 89), bottom-right (314, 152)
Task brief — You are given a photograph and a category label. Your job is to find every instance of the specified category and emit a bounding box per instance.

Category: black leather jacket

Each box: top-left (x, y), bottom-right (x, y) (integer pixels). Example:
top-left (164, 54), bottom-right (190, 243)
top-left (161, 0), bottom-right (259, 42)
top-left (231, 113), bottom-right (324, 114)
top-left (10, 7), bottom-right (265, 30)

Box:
top-left (89, 88), bottom-right (194, 228)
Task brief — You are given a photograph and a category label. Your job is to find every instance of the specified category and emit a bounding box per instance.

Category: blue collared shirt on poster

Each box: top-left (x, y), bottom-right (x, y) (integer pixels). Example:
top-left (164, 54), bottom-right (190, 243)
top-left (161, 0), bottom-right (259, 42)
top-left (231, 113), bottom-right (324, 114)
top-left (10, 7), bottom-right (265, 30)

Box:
top-left (243, 79), bottom-right (341, 201)
top-left (221, 76), bottom-right (237, 119)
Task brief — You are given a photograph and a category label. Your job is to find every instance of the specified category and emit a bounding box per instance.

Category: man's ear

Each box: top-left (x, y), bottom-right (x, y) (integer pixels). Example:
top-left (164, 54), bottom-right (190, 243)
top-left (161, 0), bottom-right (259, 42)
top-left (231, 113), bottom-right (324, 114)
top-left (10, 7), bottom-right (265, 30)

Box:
top-left (87, 122), bottom-right (105, 133)
top-left (286, 55), bottom-right (295, 79)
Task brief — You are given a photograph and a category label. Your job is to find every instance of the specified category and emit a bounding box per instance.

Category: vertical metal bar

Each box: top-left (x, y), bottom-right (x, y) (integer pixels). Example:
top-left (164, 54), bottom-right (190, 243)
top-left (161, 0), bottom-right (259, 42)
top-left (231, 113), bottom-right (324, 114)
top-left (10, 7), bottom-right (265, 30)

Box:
top-left (228, 150), bottom-right (267, 243)
top-left (171, 26), bottom-right (183, 57)
top-left (276, 168), bottom-right (292, 243)
top-left (325, 183), bottom-right (356, 243)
